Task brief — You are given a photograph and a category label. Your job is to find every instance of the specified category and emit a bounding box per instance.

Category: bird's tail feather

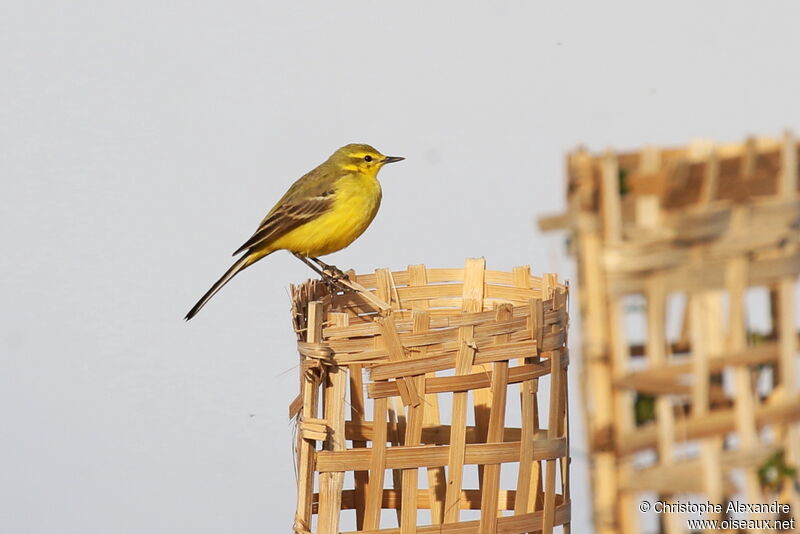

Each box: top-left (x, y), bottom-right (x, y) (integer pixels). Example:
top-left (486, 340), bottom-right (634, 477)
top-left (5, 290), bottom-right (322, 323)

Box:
top-left (185, 253), bottom-right (258, 320)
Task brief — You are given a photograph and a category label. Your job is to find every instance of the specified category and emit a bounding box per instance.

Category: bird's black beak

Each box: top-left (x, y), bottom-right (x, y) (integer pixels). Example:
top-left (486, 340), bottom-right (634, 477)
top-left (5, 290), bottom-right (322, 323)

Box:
top-left (382, 155), bottom-right (405, 164)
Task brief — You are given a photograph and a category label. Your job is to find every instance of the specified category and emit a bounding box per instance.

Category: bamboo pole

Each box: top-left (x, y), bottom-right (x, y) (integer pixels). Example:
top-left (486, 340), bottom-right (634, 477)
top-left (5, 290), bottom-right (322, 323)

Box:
top-left (645, 277), bottom-right (683, 534)
top-left (363, 395), bottom-right (388, 530)
top-left (465, 259), bottom-right (491, 491)
top-left (514, 270), bottom-right (544, 517)
top-left (601, 150), bottom-right (622, 243)
top-left (294, 302), bottom-right (323, 534)
top-left (317, 316), bottom-right (348, 534)
top-left (443, 324), bottom-right (476, 524)
top-left (727, 255), bottom-right (765, 522)
top-left (580, 232), bottom-right (617, 534)
top-left (542, 348), bottom-right (563, 534)
top-left (477, 304), bottom-right (512, 534)
top-left (399, 310), bottom-right (429, 534)
top-left (408, 264), bottom-right (447, 525)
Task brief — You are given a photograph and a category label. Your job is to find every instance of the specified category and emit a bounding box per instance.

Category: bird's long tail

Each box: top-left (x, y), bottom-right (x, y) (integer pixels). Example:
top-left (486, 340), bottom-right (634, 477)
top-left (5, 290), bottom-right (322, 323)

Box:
top-left (185, 253), bottom-right (258, 320)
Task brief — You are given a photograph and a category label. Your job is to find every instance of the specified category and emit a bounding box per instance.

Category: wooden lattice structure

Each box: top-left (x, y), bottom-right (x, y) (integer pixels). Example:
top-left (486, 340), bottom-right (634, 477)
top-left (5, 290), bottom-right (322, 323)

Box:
top-left (288, 259), bottom-right (570, 534)
top-left (539, 133), bottom-right (800, 533)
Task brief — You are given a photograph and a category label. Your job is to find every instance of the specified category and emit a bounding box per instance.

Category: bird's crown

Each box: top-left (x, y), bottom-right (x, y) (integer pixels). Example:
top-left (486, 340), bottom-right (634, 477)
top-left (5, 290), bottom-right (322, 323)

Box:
top-left (333, 143), bottom-right (383, 161)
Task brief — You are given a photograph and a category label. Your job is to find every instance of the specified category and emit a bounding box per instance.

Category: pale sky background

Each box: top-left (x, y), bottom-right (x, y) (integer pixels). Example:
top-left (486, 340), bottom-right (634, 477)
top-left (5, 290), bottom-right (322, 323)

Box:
top-left (2, 2), bottom-right (800, 533)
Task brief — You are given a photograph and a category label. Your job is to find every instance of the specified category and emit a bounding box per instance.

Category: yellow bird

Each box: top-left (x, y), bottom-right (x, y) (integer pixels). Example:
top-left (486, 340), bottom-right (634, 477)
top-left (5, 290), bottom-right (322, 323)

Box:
top-left (185, 143), bottom-right (404, 320)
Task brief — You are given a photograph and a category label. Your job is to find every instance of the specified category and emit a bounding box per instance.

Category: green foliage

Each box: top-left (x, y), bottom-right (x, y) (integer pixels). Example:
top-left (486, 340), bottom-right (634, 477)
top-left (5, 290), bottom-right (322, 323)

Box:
top-left (747, 330), bottom-right (770, 346)
top-left (634, 392), bottom-right (656, 427)
top-left (618, 168), bottom-right (630, 196)
top-left (757, 450), bottom-right (798, 494)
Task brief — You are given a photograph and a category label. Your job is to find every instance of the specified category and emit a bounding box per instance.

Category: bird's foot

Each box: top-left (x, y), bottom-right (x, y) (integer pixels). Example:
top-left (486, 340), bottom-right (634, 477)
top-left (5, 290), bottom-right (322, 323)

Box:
top-left (322, 265), bottom-right (349, 281)
top-left (321, 272), bottom-right (351, 293)
top-left (311, 259), bottom-right (353, 293)
top-left (293, 253), bottom-right (352, 292)
top-left (311, 258), bottom-right (350, 282)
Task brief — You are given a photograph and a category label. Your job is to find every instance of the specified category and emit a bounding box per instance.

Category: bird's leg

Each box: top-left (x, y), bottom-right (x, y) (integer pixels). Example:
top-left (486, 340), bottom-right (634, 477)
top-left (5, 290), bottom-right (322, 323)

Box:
top-left (309, 257), bottom-right (349, 281)
top-left (292, 253), bottom-right (328, 278)
top-left (293, 253), bottom-right (348, 292)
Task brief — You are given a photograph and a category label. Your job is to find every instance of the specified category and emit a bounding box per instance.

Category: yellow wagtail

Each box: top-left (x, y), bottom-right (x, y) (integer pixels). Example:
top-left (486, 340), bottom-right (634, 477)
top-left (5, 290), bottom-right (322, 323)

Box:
top-left (185, 143), bottom-right (404, 320)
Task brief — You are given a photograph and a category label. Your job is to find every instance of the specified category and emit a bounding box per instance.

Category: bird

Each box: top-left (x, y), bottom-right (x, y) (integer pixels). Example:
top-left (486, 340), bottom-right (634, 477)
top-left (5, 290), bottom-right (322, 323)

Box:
top-left (184, 143), bottom-right (404, 320)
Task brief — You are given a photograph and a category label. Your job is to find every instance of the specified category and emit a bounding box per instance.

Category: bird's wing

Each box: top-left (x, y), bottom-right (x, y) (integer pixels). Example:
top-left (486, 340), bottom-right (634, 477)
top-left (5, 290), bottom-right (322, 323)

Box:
top-left (233, 192), bottom-right (334, 256)
top-left (233, 160), bottom-right (341, 256)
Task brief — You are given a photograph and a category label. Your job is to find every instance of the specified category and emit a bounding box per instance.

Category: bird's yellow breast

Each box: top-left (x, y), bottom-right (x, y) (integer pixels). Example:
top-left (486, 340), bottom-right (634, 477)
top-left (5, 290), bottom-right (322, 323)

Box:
top-left (270, 172), bottom-right (382, 257)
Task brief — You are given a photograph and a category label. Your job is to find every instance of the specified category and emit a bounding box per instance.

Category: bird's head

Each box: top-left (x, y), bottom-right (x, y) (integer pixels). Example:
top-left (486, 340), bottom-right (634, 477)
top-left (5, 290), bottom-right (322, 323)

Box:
top-left (331, 143), bottom-right (404, 176)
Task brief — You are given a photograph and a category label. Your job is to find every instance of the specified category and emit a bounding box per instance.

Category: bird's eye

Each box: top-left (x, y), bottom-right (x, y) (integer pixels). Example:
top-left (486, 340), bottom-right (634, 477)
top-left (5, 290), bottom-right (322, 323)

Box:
top-left (364, 155), bottom-right (373, 162)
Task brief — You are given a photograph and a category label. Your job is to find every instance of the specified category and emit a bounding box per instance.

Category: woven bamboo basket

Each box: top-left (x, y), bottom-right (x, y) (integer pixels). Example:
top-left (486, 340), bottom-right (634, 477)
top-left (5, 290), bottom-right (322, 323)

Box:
top-left (288, 258), bottom-right (570, 534)
top-left (540, 133), bottom-right (800, 534)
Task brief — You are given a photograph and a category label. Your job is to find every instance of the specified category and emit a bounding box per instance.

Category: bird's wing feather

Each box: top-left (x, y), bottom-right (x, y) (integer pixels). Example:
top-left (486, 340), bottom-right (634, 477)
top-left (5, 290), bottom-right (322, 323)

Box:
top-left (233, 159), bottom-right (341, 256)
top-left (233, 193), bottom-right (334, 256)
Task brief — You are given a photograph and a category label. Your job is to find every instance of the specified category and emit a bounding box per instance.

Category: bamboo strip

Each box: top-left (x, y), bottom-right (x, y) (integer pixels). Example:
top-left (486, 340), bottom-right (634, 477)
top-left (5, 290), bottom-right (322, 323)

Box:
top-left (343, 502), bottom-right (571, 534)
top-left (604, 229), bottom-right (800, 278)
top-left (645, 277), bottom-right (682, 534)
top-left (324, 309), bottom-right (498, 338)
top-left (407, 266), bottom-right (447, 525)
top-left (601, 150), bottom-right (622, 243)
top-left (689, 294), bottom-right (710, 417)
top-left (316, 331), bottom-right (348, 534)
top-left (332, 291), bottom-right (558, 319)
top-left (742, 136), bottom-right (757, 180)
top-left (370, 341), bottom-right (539, 381)
top-left (542, 350), bottom-right (563, 534)
top-left (777, 276), bottom-right (800, 516)
top-left (607, 291), bottom-right (636, 534)
top-left (353, 268), bottom-right (546, 292)
top-left (399, 310), bottom-right (429, 534)
top-left (512, 266), bottom-right (531, 291)
top-left (322, 488), bottom-right (519, 511)
top-left (444, 324), bottom-right (476, 523)
top-left (616, 393), bottom-right (800, 456)
top-left (289, 393), bottom-right (303, 420)
top-left (727, 255), bottom-right (765, 518)
top-left (578, 227), bottom-right (617, 534)
top-left (619, 443), bottom-right (782, 493)
top-left (777, 279), bottom-right (798, 398)
top-left (350, 364), bottom-right (368, 528)
top-left (374, 264), bottom-right (406, 525)
top-left (294, 302), bottom-right (323, 534)
top-left (329, 329), bottom-right (563, 365)
top-left (697, 291), bottom-right (726, 514)
top-left (323, 305), bottom-right (560, 340)
top-left (537, 213), bottom-right (573, 231)
top-left (327, 316), bottom-right (533, 354)
top-left (344, 421), bottom-right (544, 445)
top-left (700, 144), bottom-right (719, 204)
top-left (465, 259), bottom-right (494, 487)
top-left (615, 343), bottom-right (779, 387)
top-left (606, 247), bottom-right (800, 295)
top-left (560, 330), bottom-right (571, 534)
top-left (300, 418), bottom-right (329, 441)
top-left (338, 311), bottom-right (368, 530)
top-left (519, 294), bottom-right (546, 515)
top-left (316, 437), bottom-right (567, 474)
top-left (375, 268), bottom-right (399, 310)
top-left (377, 314), bottom-right (422, 406)
top-left (514, 301), bottom-right (541, 515)
top-left (478, 304), bottom-right (512, 534)
top-left (387, 398), bottom-right (403, 525)
top-left (363, 396), bottom-right (388, 530)
top-left (368, 359), bottom-right (555, 399)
